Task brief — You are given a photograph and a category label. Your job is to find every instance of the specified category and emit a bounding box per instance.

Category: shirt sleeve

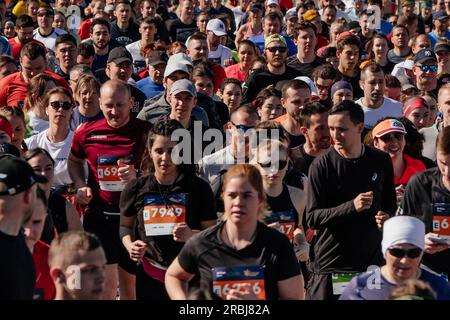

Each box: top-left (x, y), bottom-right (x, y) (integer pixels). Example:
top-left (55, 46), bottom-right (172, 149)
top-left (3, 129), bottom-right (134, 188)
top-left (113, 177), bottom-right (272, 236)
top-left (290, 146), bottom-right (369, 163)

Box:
top-left (306, 158), bottom-right (356, 229)
top-left (400, 173), bottom-right (431, 222)
top-left (119, 179), bottom-right (139, 218)
top-left (70, 126), bottom-right (86, 159)
top-left (177, 235), bottom-right (199, 275)
top-left (274, 232), bottom-right (302, 281)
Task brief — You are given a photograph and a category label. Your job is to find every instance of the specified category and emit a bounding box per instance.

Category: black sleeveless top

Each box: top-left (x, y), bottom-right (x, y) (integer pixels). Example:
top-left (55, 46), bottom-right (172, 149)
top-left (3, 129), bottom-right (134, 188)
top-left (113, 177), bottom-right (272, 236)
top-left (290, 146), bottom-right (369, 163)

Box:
top-left (265, 184), bottom-right (299, 232)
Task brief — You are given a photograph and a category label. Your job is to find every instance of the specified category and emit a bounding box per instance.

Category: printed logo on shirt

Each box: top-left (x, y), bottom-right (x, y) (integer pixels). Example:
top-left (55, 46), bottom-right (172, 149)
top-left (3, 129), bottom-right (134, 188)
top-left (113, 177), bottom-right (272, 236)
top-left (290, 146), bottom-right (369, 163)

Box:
top-left (372, 173), bottom-right (378, 181)
top-left (90, 135), bottom-right (108, 140)
top-left (212, 265), bottom-right (266, 300)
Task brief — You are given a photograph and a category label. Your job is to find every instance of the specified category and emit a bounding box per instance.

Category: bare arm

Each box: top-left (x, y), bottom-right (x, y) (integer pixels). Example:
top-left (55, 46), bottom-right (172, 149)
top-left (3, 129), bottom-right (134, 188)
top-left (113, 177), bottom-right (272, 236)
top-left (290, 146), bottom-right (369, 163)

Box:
top-left (165, 257), bottom-right (195, 300)
top-left (68, 152), bottom-right (92, 205)
top-left (65, 201), bottom-right (83, 231)
top-left (277, 274), bottom-right (305, 300)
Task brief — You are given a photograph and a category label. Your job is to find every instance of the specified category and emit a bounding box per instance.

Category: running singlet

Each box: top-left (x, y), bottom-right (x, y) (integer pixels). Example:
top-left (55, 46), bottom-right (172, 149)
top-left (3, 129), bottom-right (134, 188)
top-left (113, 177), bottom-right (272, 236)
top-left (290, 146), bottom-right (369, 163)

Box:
top-left (71, 118), bottom-right (151, 208)
top-left (265, 184), bottom-right (299, 241)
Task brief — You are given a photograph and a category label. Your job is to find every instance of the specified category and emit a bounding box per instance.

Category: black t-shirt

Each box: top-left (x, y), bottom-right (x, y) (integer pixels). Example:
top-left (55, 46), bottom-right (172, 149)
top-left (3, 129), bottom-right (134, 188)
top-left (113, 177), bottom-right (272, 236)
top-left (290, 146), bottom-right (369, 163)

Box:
top-left (0, 229), bottom-right (35, 300)
top-left (110, 21), bottom-right (141, 46)
top-left (293, 144), bottom-right (316, 176)
top-left (177, 220), bottom-right (301, 300)
top-left (401, 167), bottom-right (450, 276)
top-left (242, 66), bottom-right (303, 104)
top-left (120, 173), bottom-right (217, 267)
top-left (265, 184), bottom-right (300, 230)
top-left (168, 19), bottom-right (198, 43)
top-left (337, 69), bottom-right (363, 99)
top-left (306, 146), bottom-right (397, 274)
top-left (286, 56), bottom-right (325, 79)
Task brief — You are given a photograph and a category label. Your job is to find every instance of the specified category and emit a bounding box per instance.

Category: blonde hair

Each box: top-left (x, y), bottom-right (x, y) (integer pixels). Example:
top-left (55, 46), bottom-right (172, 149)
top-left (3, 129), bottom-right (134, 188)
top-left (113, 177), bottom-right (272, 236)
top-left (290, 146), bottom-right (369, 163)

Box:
top-left (221, 164), bottom-right (267, 220)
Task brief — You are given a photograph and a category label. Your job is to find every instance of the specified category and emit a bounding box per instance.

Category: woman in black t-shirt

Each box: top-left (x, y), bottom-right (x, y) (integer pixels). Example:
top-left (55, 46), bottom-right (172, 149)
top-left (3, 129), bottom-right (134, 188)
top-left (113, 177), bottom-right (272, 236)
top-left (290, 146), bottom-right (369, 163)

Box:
top-left (119, 120), bottom-right (217, 300)
top-left (165, 164), bottom-right (304, 300)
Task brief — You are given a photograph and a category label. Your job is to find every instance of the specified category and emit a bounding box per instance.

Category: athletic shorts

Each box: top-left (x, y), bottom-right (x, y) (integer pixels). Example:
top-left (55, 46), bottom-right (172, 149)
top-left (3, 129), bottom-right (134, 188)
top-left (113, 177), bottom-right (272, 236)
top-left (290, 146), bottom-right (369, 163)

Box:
top-left (83, 207), bottom-right (136, 275)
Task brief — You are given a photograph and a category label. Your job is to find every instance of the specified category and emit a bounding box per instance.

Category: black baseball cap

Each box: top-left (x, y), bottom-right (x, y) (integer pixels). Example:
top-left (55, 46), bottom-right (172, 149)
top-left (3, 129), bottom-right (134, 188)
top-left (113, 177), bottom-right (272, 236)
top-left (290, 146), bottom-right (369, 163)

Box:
top-left (0, 143), bottom-right (20, 157)
top-left (107, 47), bottom-right (133, 64)
top-left (413, 49), bottom-right (437, 64)
top-left (0, 155), bottom-right (47, 196)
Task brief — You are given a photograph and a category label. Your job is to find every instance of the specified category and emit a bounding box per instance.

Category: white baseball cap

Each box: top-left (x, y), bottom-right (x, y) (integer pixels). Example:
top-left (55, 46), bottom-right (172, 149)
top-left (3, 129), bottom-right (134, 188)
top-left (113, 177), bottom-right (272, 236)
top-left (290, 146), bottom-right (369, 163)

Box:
top-left (267, 0), bottom-right (279, 6)
top-left (206, 18), bottom-right (227, 36)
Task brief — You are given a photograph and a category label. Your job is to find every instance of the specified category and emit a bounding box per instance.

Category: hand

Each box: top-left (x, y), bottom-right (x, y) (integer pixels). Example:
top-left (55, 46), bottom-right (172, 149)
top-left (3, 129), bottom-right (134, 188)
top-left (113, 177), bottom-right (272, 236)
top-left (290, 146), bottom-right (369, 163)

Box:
top-left (225, 284), bottom-right (258, 300)
top-left (375, 211), bottom-right (390, 230)
top-left (128, 240), bottom-right (148, 262)
top-left (424, 233), bottom-right (450, 254)
top-left (173, 223), bottom-right (194, 242)
top-left (76, 186), bottom-right (93, 205)
top-left (294, 242), bottom-right (310, 262)
top-left (353, 191), bottom-right (373, 212)
top-left (117, 159), bottom-right (136, 183)
top-left (395, 184), bottom-right (405, 205)
top-left (223, 58), bottom-right (234, 67)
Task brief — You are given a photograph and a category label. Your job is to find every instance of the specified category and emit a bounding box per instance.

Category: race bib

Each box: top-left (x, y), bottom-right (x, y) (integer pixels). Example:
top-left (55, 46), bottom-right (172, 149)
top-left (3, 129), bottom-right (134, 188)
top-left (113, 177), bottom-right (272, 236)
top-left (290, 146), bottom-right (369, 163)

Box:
top-left (97, 155), bottom-right (134, 192)
top-left (142, 194), bottom-right (187, 236)
top-left (432, 203), bottom-right (450, 241)
top-left (332, 272), bottom-right (360, 296)
top-left (212, 266), bottom-right (266, 300)
top-left (264, 210), bottom-right (296, 240)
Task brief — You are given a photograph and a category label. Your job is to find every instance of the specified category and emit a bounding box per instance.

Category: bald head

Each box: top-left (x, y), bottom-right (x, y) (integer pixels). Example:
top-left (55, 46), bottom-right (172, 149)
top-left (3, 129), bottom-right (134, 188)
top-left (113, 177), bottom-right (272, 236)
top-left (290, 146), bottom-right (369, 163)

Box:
top-left (100, 79), bottom-right (131, 99)
top-left (99, 79), bottom-right (134, 128)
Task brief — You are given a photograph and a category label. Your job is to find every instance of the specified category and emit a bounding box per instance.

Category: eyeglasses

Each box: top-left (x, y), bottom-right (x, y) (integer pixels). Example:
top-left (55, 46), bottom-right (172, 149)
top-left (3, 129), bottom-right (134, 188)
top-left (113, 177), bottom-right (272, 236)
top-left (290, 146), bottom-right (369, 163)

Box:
top-left (231, 122), bottom-right (254, 133)
top-left (50, 101), bottom-right (73, 111)
top-left (417, 64), bottom-right (438, 73)
top-left (388, 247), bottom-right (422, 259)
top-left (379, 132), bottom-right (404, 143)
top-left (258, 159), bottom-right (288, 171)
top-left (266, 46), bottom-right (288, 53)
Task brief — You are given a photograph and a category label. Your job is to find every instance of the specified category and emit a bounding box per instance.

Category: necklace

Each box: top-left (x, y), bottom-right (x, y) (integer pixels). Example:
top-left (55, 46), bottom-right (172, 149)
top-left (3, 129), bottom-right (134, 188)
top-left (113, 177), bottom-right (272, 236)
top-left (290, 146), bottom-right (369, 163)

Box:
top-left (155, 174), bottom-right (179, 208)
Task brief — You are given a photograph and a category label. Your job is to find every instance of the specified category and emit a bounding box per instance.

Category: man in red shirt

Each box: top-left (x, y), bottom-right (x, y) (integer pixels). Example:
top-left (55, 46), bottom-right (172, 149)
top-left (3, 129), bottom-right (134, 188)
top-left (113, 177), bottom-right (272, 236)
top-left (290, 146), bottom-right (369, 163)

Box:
top-left (8, 14), bottom-right (35, 60)
top-left (0, 41), bottom-right (69, 108)
top-left (68, 79), bottom-right (151, 300)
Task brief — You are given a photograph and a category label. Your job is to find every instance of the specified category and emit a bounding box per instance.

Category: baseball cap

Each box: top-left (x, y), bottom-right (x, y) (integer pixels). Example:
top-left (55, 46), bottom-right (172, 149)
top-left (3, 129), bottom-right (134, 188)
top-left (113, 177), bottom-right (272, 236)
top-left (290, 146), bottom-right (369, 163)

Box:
top-left (414, 49), bottom-right (437, 64)
top-left (169, 52), bottom-right (193, 67)
top-left (206, 18), bottom-right (227, 36)
top-left (0, 117), bottom-right (12, 141)
top-left (400, 0), bottom-right (415, 7)
top-left (331, 81), bottom-right (353, 97)
top-left (107, 47), bottom-right (133, 64)
top-left (250, 3), bottom-right (263, 12)
top-left (432, 11), bottom-right (448, 20)
top-left (264, 34), bottom-right (287, 48)
top-left (398, 76), bottom-right (417, 92)
top-left (295, 76), bottom-right (319, 98)
top-left (303, 9), bottom-right (319, 22)
top-left (147, 51), bottom-right (169, 66)
top-left (435, 43), bottom-right (450, 54)
top-left (372, 119), bottom-right (407, 138)
top-left (104, 4), bottom-right (114, 13)
top-left (267, 0), bottom-right (279, 6)
top-left (169, 79), bottom-right (197, 97)
top-left (0, 155), bottom-right (48, 196)
top-left (285, 8), bottom-right (297, 21)
top-left (336, 31), bottom-right (359, 43)
top-left (348, 20), bottom-right (360, 30)
top-left (0, 143), bottom-right (20, 157)
top-left (163, 62), bottom-right (190, 78)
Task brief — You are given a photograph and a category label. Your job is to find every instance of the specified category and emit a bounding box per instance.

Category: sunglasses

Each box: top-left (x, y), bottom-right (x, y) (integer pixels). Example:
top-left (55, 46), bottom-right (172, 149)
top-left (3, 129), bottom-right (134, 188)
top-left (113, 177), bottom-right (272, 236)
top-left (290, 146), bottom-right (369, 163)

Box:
top-left (388, 247), bottom-right (422, 259)
top-left (379, 132), bottom-right (404, 143)
top-left (258, 159), bottom-right (288, 171)
top-left (50, 101), bottom-right (73, 111)
top-left (231, 122), bottom-right (254, 133)
top-left (417, 64), bottom-right (438, 73)
top-left (266, 46), bottom-right (288, 53)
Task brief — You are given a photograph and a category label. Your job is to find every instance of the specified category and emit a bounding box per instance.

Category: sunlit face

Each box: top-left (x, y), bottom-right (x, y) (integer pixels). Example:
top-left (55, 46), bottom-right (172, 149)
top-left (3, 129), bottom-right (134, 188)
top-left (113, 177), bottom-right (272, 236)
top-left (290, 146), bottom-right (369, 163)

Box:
top-left (163, 71), bottom-right (190, 92)
top-left (332, 88), bottom-right (353, 105)
top-left (0, 62), bottom-right (17, 80)
top-left (385, 243), bottom-right (422, 283)
top-left (93, 1), bottom-right (105, 16)
top-left (238, 43), bottom-right (256, 69)
top-left (281, 87), bottom-right (311, 119)
top-left (407, 107), bottom-right (430, 130)
top-left (297, 28), bottom-right (316, 55)
top-left (303, 112), bottom-right (331, 150)
top-left (258, 96), bottom-right (283, 121)
top-left (53, 13), bottom-right (66, 29)
top-left (256, 147), bottom-right (288, 185)
top-left (361, 70), bottom-right (385, 105)
top-left (412, 35), bottom-right (430, 55)
top-left (263, 18), bottom-right (281, 36)
top-left (27, 1), bottom-right (39, 18)
top-left (315, 78), bottom-right (333, 101)
top-left (193, 76), bottom-right (214, 97)
top-left (230, 111), bottom-right (258, 158)
top-left (337, 44), bottom-right (359, 71)
top-left (438, 88), bottom-right (450, 125)
top-left (328, 111), bottom-right (363, 152)
top-left (55, 42), bottom-right (77, 70)
top-left (114, 3), bottom-right (132, 23)
top-left (99, 87), bottom-right (133, 128)
top-left (20, 55), bottom-right (46, 82)
top-left (374, 132), bottom-right (406, 158)
top-left (206, 30), bottom-right (221, 50)
top-left (150, 135), bottom-right (178, 177)
top-left (139, 22), bottom-right (156, 42)
top-left (16, 26), bottom-right (34, 44)
top-left (140, 0), bottom-right (156, 18)
top-left (392, 27), bottom-right (409, 48)
top-left (23, 198), bottom-right (47, 251)
top-left (47, 92), bottom-right (73, 127)
top-left (372, 37), bottom-right (388, 60)
top-left (322, 7), bottom-right (336, 26)
top-left (196, 14), bottom-right (208, 32)
top-left (222, 175), bottom-right (262, 225)
top-left (3, 21), bottom-right (16, 38)
top-left (76, 84), bottom-right (100, 111)
top-left (107, 60), bottom-right (132, 82)
top-left (168, 91), bottom-right (197, 121)
top-left (27, 153), bottom-right (54, 193)
top-left (221, 83), bottom-right (242, 111)
top-left (8, 115), bottom-right (25, 149)
top-left (265, 42), bottom-right (288, 68)
top-left (413, 61), bottom-right (438, 91)
top-left (187, 39), bottom-right (209, 62)
top-left (37, 10), bottom-right (54, 29)
top-left (91, 24), bottom-right (110, 50)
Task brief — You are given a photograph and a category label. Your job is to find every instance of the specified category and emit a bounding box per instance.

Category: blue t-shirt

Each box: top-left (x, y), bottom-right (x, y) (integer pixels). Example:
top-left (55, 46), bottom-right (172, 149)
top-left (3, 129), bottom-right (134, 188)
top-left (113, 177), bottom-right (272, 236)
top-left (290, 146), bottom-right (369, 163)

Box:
top-left (0, 36), bottom-right (11, 57)
top-left (339, 268), bottom-right (450, 300)
top-left (376, 20), bottom-right (393, 36)
top-left (428, 31), bottom-right (450, 48)
top-left (137, 77), bottom-right (165, 99)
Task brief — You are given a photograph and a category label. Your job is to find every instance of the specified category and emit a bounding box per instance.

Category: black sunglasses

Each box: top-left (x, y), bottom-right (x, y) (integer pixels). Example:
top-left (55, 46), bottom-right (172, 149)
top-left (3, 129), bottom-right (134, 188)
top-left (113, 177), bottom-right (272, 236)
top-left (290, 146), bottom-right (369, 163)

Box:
top-left (258, 159), bottom-right (288, 171)
top-left (379, 132), bottom-right (404, 143)
top-left (50, 101), bottom-right (73, 111)
top-left (388, 247), bottom-right (422, 259)
top-left (266, 46), bottom-right (288, 53)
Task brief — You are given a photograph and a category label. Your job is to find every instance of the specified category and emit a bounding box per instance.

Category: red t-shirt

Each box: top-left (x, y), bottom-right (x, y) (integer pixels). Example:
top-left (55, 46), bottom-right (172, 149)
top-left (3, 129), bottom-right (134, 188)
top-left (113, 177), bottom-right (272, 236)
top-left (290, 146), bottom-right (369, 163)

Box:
top-left (394, 154), bottom-right (426, 186)
top-left (33, 240), bottom-right (55, 300)
top-left (211, 63), bottom-right (226, 93)
top-left (78, 19), bottom-right (92, 41)
top-left (70, 118), bottom-right (151, 209)
top-left (0, 71), bottom-right (70, 108)
top-left (225, 63), bottom-right (246, 82)
top-left (8, 38), bottom-right (44, 60)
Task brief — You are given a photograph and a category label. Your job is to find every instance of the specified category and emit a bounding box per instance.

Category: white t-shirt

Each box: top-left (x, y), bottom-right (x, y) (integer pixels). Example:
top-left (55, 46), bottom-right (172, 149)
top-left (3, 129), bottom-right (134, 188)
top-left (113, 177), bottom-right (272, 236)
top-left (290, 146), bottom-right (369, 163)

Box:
top-left (25, 129), bottom-right (74, 186)
top-left (33, 28), bottom-right (67, 52)
top-left (208, 44), bottom-right (233, 67)
top-left (126, 40), bottom-right (146, 72)
top-left (28, 111), bottom-right (49, 136)
top-left (356, 97), bottom-right (403, 129)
